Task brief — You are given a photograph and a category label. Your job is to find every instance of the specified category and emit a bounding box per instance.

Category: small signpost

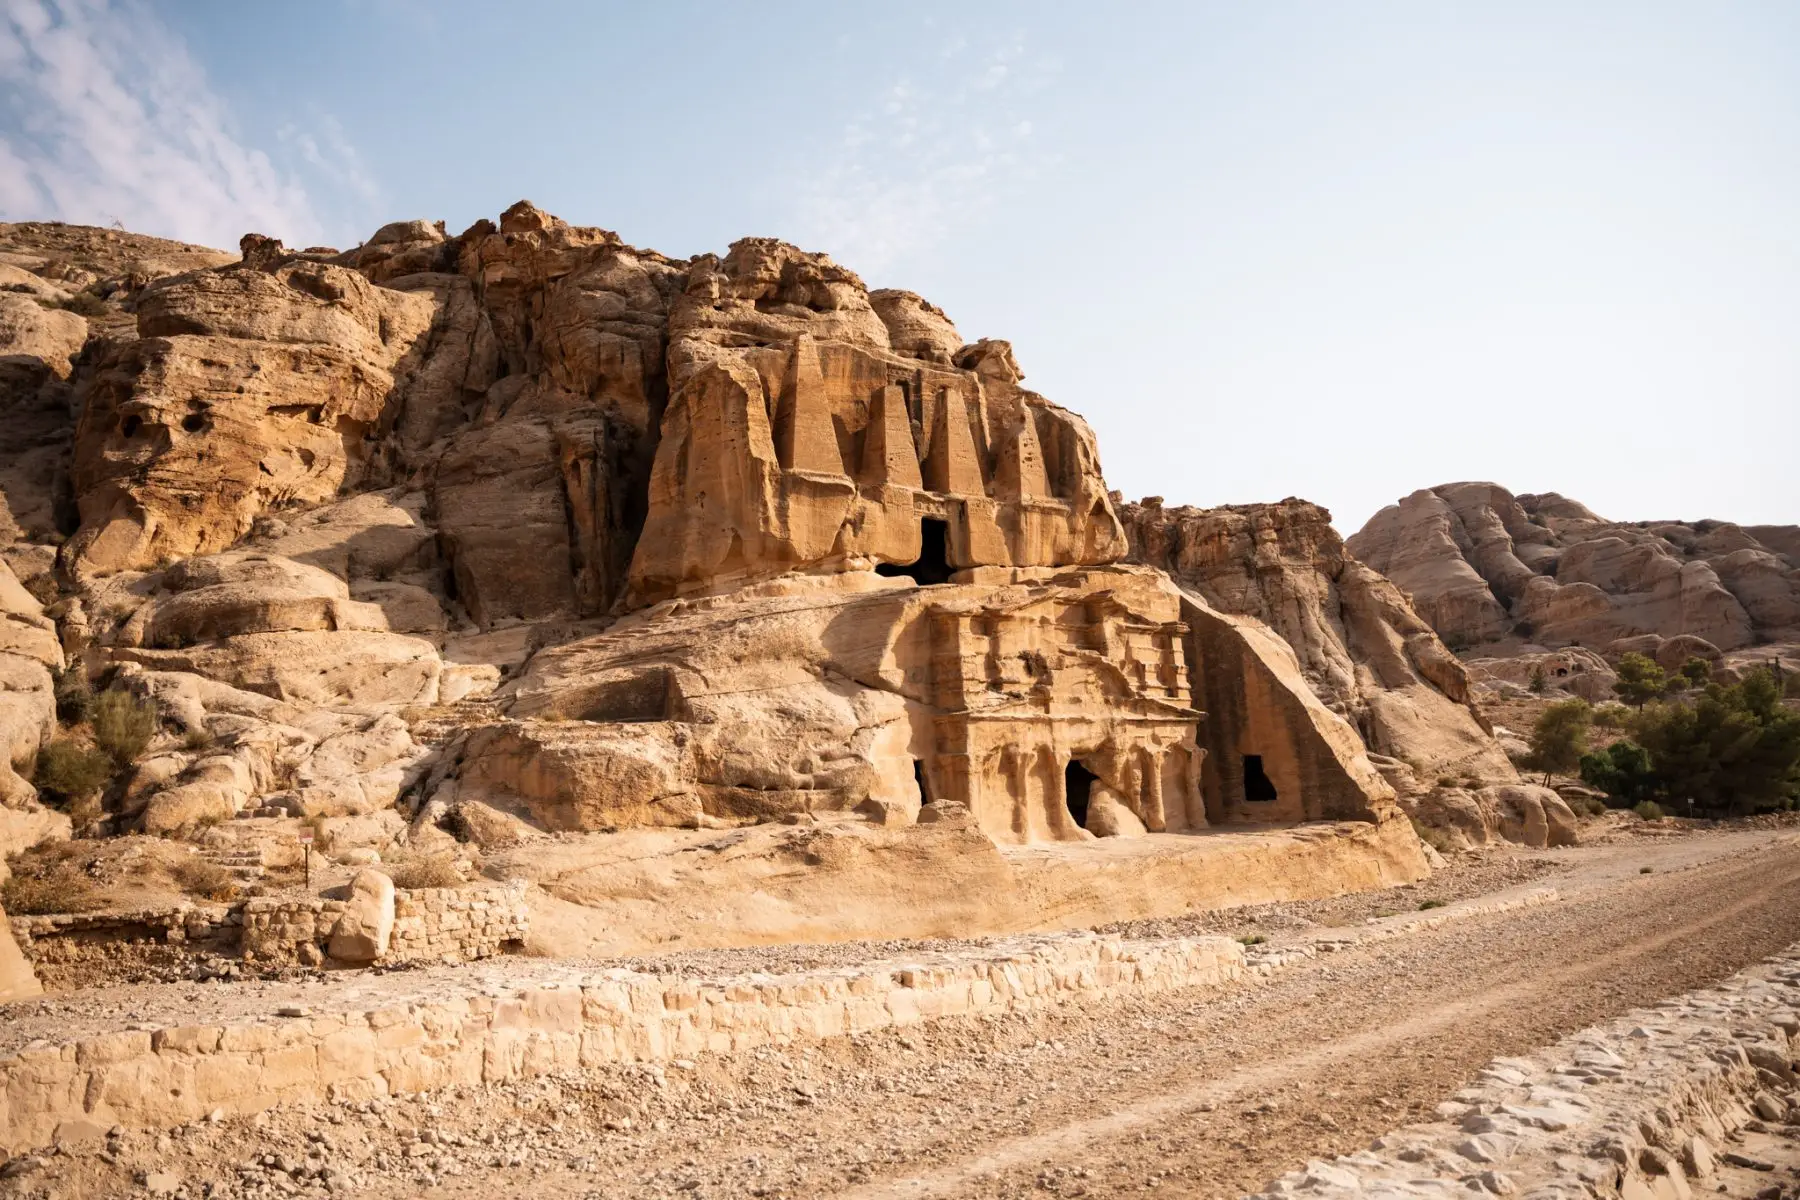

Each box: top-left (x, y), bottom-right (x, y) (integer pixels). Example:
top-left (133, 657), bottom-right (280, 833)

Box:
top-left (299, 829), bottom-right (314, 887)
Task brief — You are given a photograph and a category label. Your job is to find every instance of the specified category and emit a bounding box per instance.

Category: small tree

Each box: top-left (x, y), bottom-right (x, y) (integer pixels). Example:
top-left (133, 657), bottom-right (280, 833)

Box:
top-left (1528, 698), bottom-right (1592, 786)
top-left (1678, 657), bottom-right (1713, 689)
top-left (1528, 666), bottom-right (1548, 695)
top-left (1613, 653), bottom-right (1667, 708)
top-left (1592, 703), bottom-right (1632, 730)
top-left (1631, 668), bottom-right (1800, 816)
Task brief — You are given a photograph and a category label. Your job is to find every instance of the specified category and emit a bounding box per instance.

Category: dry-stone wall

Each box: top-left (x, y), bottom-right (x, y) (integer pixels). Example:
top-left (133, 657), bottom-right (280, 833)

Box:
top-left (1252, 947), bottom-right (1800, 1200)
top-left (12, 884), bottom-right (527, 975)
top-left (242, 883), bottom-right (528, 966)
top-left (0, 932), bottom-right (1242, 1153)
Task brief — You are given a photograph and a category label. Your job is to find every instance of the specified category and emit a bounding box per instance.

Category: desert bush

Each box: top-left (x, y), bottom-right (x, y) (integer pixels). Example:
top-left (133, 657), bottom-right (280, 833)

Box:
top-left (1435, 775), bottom-right (1456, 789)
top-left (171, 858), bottom-right (239, 902)
top-left (50, 291), bottom-right (108, 317)
top-left (91, 687), bottom-right (157, 766)
top-left (1633, 800), bottom-right (1666, 821)
top-left (1418, 899), bottom-right (1446, 910)
top-left (1528, 666), bottom-right (1547, 695)
top-left (181, 726), bottom-right (215, 751)
top-left (383, 854), bottom-right (463, 890)
top-left (52, 667), bottom-right (92, 725)
top-left (2, 861), bottom-right (104, 915)
top-left (1567, 794), bottom-right (1609, 817)
top-left (33, 738), bottom-right (113, 801)
top-left (1784, 672), bottom-right (1800, 699)
top-left (1236, 934), bottom-right (1267, 946)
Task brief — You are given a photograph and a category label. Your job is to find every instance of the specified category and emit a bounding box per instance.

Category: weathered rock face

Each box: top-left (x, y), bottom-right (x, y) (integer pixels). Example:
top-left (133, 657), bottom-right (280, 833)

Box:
top-left (629, 239), bottom-right (1126, 606)
top-left (1124, 499), bottom-right (1516, 788)
top-left (0, 205), bottom-right (1421, 867)
top-left (1348, 483), bottom-right (1800, 656)
top-left (453, 565), bottom-right (1208, 844)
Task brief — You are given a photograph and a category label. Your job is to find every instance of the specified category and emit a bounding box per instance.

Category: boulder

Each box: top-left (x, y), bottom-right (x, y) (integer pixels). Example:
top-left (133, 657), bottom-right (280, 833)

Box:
top-left (328, 868), bottom-right (396, 963)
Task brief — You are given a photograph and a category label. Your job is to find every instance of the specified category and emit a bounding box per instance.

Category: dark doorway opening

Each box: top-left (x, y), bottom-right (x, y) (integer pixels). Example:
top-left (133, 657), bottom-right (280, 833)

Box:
top-left (912, 760), bottom-right (931, 806)
top-left (1242, 754), bottom-right (1278, 803)
top-left (1064, 760), bottom-right (1096, 829)
top-left (876, 517), bottom-right (954, 586)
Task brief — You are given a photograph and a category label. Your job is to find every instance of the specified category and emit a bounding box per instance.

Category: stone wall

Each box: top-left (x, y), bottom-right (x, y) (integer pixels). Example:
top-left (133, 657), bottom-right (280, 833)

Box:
top-left (12, 885), bottom-right (527, 974)
top-left (241, 883), bottom-right (527, 966)
top-left (0, 932), bottom-right (1242, 1154)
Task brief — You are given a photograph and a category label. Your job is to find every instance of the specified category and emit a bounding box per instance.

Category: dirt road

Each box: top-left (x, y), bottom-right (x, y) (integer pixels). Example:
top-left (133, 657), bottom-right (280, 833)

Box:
top-left (22, 831), bottom-right (1800, 1200)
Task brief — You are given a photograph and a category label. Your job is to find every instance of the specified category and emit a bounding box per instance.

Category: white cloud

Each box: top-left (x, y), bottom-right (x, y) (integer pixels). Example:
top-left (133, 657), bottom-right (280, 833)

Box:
top-left (0, 0), bottom-right (370, 250)
top-left (792, 35), bottom-right (1056, 277)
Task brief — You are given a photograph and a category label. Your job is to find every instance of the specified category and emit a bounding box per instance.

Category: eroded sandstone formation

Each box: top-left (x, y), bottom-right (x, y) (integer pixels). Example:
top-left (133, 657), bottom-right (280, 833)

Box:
top-left (1348, 482), bottom-right (1800, 661)
top-left (1123, 498), bottom-right (1514, 786)
top-left (0, 201), bottom-right (1429, 947)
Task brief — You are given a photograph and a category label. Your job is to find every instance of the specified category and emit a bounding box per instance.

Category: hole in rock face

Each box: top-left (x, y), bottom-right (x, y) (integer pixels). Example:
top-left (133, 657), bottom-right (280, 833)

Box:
top-left (119, 414), bottom-right (141, 438)
top-left (181, 413), bottom-right (208, 434)
top-left (1242, 754), bottom-right (1278, 803)
top-left (913, 760), bottom-right (930, 806)
top-left (1064, 760), bottom-right (1096, 829)
top-left (875, 517), bottom-right (954, 586)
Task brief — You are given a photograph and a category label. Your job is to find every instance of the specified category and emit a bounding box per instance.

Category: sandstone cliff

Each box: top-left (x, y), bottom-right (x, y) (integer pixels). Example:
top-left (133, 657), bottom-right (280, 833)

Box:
top-left (1123, 498), bottom-right (1514, 785)
top-left (0, 208), bottom-right (1432, 975)
top-left (1348, 483), bottom-right (1800, 665)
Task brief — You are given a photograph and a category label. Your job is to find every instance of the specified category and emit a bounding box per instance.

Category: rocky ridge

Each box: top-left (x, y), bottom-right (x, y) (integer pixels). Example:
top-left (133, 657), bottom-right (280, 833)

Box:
top-left (1349, 481), bottom-right (1800, 666)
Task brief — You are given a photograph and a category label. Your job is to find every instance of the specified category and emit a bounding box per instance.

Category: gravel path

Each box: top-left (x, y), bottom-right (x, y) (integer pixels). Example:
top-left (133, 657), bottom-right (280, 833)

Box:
top-left (15, 829), bottom-right (1800, 1200)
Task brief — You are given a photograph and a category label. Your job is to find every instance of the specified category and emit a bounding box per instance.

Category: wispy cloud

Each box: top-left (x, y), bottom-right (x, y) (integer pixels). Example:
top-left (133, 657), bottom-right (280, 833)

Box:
top-left (792, 33), bottom-right (1059, 276)
top-left (0, 0), bottom-right (372, 250)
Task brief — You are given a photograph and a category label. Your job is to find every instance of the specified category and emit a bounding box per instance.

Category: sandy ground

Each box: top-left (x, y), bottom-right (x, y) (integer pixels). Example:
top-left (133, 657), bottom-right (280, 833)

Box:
top-left (9, 827), bottom-right (1800, 1200)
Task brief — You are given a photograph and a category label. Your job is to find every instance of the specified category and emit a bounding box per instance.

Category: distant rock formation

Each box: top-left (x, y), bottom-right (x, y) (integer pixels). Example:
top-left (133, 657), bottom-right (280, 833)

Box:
top-left (1348, 483), bottom-right (1800, 665)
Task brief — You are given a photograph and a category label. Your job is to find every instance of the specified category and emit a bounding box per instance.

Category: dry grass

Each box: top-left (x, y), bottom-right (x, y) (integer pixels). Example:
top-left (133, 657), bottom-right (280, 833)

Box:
top-left (2, 844), bottom-right (106, 915)
top-left (382, 854), bottom-right (464, 890)
top-left (170, 858), bottom-right (240, 902)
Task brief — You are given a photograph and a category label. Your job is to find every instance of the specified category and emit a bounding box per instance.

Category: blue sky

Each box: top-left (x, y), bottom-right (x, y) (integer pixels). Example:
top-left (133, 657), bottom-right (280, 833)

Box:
top-left (3, 1), bottom-right (1797, 534)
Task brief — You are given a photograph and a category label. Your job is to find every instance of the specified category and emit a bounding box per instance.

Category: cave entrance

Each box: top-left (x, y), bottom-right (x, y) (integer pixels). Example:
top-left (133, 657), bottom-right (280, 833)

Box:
top-left (876, 517), bottom-right (954, 586)
top-left (1064, 760), bottom-right (1096, 829)
top-left (912, 759), bottom-right (931, 806)
top-left (1242, 754), bottom-right (1278, 803)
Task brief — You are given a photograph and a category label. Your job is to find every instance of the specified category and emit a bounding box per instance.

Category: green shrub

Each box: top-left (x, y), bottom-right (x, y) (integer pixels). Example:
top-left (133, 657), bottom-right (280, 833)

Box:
top-left (1579, 740), bottom-right (1659, 807)
top-left (1633, 800), bottom-right (1665, 821)
top-left (1236, 934), bottom-right (1267, 946)
top-left (1418, 899), bottom-right (1447, 910)
top-left (52, 668), bottom-right (92, 725)
top-left (33, 738), bottom-right (113, 801)
top-left (1528, 666), bottom-right (1548, 695)
top-left (91, 687), bottom-right (157, 766)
